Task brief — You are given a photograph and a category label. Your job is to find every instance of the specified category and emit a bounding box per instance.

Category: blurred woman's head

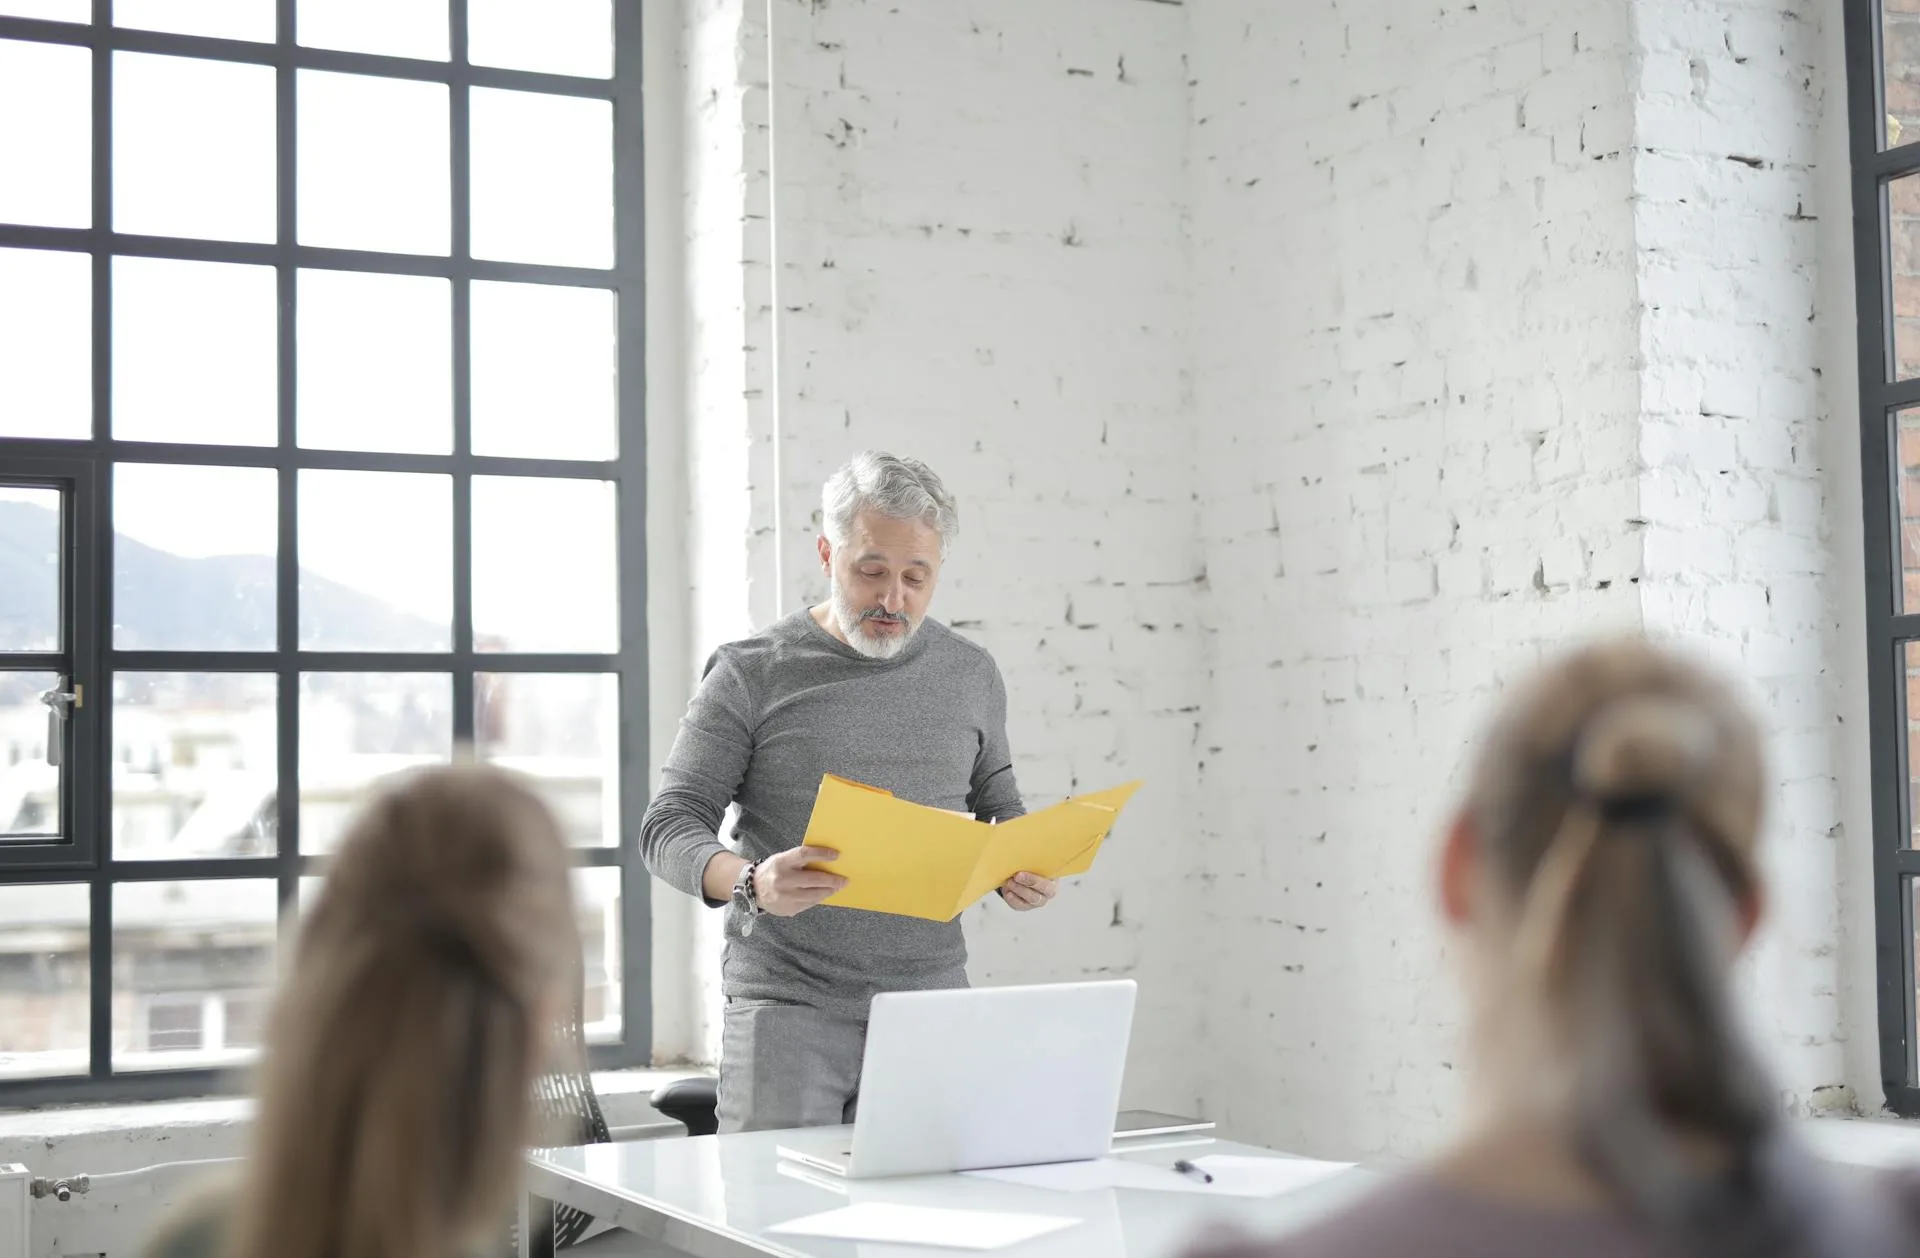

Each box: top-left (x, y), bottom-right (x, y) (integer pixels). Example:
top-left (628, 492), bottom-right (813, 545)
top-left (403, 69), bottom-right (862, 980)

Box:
top-left (227, 762), bottom-right (578, 1258)
top-left (1438, 638), bottom-right (1773, 1228)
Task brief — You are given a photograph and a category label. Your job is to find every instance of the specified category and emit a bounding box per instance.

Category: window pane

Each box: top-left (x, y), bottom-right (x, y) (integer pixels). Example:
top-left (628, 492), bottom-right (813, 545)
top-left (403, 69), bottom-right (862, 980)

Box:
top-left (471, 89), bottom-right (613, 269)
top-left (0, 40), bottom-right (89, 228)
top-left (477, 672), bottom-right (616, 848)
top-left (574, 866), bottom-right (622, 1042)
top-left (297, 0), bottom-right (445, 61)
top-left (0, 489), bottom-right (60, 653)
top-left (113, 256), bottom-right (276, 447)
top-left (471, 282), bottom-right (616, 460)
top-left (297, 270), bottom-right (451, 454)
top-left (1909, 642), bottom-right (1920, 850)
top-left (142, 996), bottom-right (202, 1051)
top-left (0, 673), bottom-right (61, 841)
top-left (112, 879), bottom-right (276, 1071)
top-left (473, 478), bottom-right (617, 653)
top-left (1904, 411), bottom-right (1920, 616)
top-left (0, 883), bottom-right (88, 1080)
top-left (222, 991), bottom-right (267, 1046)
top-left (298, 71), bottom-right (448, 255)
top-left (114, 464), bottom-right (277, 651)
top-left (300, 672), bottom-right (451, 855)
top-left (1891, 1), bottom-right (1920, 150)
top-left (298, 471), bottom-right (452, 651)
top-left (1911, 880), bottom-right (1920, 1058)
top-left (117, 0), bottom-right (273, 42)
top-left (469, 0), bottom-right (612, 78)
top-left (0, 1), bottom-right (87, 18)
top-left (114, 52), bottom-right (275, 243)
top-left (0, 247), bottom-right (90, 441)
top-left (113, 672), bottom-right (277, 860)
top-left (1898, 175), bottom-right (1920, 382)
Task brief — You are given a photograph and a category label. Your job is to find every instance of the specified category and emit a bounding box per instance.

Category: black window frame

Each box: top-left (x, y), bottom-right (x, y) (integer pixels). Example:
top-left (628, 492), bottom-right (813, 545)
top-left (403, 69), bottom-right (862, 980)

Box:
top-left (0, 456), bottom-right (101, 868)
top-left (1847, 0), bottom-right (1920, 1118)
top-left (0, 0), bottom-right (651, 1104)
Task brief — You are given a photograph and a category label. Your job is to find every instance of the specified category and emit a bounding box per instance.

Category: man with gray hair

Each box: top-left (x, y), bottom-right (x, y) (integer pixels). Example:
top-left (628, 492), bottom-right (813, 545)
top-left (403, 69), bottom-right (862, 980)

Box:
top-left (640, 451), bottom-right (1056, 1133)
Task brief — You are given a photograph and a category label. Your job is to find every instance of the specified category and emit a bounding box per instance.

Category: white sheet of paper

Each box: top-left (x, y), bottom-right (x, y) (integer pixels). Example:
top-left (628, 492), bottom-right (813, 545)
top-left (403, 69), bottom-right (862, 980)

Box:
top-left (963, 1158), bottom-right (1193, 1193)
top-left (1186, 1154), bottom-right (1356, 1198)
top-left (766, 1203), bottom-right (1080, 1250)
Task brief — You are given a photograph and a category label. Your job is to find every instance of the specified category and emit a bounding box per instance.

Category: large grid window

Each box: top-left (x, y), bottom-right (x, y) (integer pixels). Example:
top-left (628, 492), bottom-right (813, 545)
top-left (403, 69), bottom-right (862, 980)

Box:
top-left (0, 0), bottom-right (648, 1102)
top-left (1849, 0), bottom-right (1920, 1117)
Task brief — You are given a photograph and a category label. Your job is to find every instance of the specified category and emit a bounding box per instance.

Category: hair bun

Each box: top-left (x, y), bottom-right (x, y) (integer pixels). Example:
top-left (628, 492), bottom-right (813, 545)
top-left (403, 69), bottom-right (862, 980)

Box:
top-left (1571, 693), bottom-right (1717, 809)
top-left (325, 761), bottom-right (572, 993)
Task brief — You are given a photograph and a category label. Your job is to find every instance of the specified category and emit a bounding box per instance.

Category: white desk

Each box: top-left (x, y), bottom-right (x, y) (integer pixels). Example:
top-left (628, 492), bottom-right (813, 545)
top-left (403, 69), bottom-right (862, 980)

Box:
top-left (526, 1129), bottom-right (1369, 1257)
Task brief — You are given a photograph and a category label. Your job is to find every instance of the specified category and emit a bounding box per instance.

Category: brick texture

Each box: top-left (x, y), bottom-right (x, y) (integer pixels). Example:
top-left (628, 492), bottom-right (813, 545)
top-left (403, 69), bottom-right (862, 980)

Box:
top-left (753, 0), bottom-right (1203, 1109)
top-left (1188, 0), bottom-right (1646, 1158)
top-left (1631, 0), bottom-right (1854, 1119)
top-left (671, 0), bottom-right (1874, 1148)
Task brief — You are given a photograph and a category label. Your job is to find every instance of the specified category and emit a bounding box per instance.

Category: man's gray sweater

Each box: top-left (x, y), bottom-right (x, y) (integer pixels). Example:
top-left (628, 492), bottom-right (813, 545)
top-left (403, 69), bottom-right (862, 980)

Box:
top-left (638, 610), bottom-right (1026, 1017)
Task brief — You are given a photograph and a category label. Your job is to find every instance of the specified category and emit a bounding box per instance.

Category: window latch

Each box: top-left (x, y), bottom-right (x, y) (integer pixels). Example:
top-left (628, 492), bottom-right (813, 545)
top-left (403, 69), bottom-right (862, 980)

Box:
top-left (39, 678), bottom-right (80, 768)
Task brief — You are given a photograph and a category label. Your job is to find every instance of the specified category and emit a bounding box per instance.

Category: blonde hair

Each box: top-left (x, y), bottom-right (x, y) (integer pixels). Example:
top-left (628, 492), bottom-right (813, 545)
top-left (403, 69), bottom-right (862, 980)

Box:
top-left (224, 763), bottom-right (579, 1258)
top-left (1466, 639), bottom-right (1783, 1235)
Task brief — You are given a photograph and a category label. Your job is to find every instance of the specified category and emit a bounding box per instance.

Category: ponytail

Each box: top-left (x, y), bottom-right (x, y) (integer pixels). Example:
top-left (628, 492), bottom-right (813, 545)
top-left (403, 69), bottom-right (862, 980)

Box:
top-left (224, 764), bottom-right (577, 1258)
top-left (1470, 653), bottom-right (1814, 1254)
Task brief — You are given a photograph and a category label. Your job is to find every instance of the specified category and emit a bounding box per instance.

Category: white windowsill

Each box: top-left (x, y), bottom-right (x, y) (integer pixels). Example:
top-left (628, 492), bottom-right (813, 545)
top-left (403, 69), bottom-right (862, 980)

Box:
top-left (0, 1066), bottom-right (711, 1145)
top-left (1801, 1113), bottom-right (1920, 1173)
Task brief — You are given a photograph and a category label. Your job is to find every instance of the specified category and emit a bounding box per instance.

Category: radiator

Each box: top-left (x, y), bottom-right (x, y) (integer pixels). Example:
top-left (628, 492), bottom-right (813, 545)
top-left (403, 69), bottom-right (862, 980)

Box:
top-left (12, 1159), bottom-right (233, 1258)
top-left (1, 1166), bottom-right (27, 1258)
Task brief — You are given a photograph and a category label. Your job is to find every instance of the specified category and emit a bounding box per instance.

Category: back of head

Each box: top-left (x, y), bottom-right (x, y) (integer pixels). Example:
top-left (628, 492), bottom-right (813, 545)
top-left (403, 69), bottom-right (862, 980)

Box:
top-left (1465, 639), bottom-right (1796, 1246)
top-left (226, 763), bottom-right (577, 1258)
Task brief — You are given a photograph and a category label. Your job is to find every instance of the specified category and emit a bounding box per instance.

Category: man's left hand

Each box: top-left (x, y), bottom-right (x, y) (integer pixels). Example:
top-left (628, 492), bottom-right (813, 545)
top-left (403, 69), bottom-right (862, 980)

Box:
top-left (998, 872), bottom-right (1057, 910)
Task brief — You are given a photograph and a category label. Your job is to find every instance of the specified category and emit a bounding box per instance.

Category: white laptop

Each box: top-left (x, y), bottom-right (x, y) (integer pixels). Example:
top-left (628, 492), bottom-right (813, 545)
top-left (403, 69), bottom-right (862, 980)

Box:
top-left (777, 979), bottom-right (1137, 1179)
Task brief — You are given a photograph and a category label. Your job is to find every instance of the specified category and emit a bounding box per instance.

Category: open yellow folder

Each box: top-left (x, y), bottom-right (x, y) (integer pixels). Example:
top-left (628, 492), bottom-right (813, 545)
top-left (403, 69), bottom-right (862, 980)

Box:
top-left (799, 774), bottom-right (1143, 922)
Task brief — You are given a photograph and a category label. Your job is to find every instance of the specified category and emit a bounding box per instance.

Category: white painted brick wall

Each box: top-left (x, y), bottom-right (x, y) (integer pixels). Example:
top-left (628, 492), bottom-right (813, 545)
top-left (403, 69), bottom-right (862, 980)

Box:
top-left (664, 0), bottom-right (1876, 1158)
top-left (759, 0), bottom-right (1205, 1113)
top-left (1183, 0), bottom-right (1869, 1159)
top-left (1188, 0), bottom-right (1646, 1159)
top-left (1629, 0), bottom-right (1860, 1117)
top-left (655, 0), bottom-right (782, 1067)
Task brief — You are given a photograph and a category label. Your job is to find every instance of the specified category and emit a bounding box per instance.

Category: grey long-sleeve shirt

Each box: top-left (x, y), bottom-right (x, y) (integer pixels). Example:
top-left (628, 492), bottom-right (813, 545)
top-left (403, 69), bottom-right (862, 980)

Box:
top-left (639, 609), bottom-right (1026, 1017)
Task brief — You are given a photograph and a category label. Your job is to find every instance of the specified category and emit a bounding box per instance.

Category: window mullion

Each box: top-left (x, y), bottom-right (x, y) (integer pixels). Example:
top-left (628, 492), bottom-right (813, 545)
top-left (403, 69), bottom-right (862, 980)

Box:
top-left (450, 0), bottom-right (475, 747)
top-left (274, 0), bottom-right (299, 915)
top-left (610, 0), bottom-right (649, 1068)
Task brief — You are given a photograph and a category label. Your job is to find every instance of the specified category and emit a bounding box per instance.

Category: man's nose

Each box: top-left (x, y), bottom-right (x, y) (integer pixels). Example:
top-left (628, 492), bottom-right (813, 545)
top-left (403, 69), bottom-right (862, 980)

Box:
top-left (879, 583), bottom-right (907, 613)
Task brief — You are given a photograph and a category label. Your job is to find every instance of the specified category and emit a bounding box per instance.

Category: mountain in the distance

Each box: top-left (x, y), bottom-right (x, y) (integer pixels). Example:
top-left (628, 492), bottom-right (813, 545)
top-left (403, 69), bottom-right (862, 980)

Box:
top-left (0, 499), bottom-right (444, 700)
top-left (0, 500), bottom-right (58, 655)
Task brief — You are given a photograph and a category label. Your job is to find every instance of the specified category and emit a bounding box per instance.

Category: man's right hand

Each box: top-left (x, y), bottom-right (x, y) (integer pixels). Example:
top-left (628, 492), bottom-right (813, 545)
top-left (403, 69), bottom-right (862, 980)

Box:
top-left (752, 846), bottom-right (847, 917)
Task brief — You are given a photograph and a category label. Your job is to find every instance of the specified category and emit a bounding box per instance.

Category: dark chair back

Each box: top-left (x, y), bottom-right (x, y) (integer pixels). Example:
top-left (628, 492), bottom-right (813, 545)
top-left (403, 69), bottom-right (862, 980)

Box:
top-left (527, 985), bottom-right (611, 1253)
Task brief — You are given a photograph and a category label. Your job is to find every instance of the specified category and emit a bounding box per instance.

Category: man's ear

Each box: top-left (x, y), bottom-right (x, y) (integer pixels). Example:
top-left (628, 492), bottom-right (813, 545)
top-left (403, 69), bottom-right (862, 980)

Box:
top-left (1439, 810), bottom-right (1477, 927)
top-left (817, 535), bottom-right (832, 571)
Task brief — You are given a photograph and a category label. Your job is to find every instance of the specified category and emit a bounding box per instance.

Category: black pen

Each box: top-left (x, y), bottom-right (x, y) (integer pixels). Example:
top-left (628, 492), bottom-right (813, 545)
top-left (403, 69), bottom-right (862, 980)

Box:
top-left (1173, 1159), bottom-right (1213, 1184)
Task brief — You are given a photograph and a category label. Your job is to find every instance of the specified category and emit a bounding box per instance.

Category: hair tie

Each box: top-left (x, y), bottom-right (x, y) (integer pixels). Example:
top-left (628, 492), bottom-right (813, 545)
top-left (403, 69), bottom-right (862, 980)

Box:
top-left (1590, 792), bottom-right (1680, 825)
top-left (1552, 747), bottom-right (1684, 827)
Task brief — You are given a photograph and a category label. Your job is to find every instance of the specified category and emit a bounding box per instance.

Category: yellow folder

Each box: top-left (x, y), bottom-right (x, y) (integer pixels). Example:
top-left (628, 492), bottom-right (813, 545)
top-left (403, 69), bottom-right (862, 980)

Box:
top-left (799, 774), bottom-right (1143, 922)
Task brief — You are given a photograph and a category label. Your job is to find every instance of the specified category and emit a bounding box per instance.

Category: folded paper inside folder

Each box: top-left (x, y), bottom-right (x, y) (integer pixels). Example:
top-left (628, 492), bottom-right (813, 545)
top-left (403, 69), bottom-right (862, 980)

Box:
top-left (798, 774), bottom-right (1142, 922)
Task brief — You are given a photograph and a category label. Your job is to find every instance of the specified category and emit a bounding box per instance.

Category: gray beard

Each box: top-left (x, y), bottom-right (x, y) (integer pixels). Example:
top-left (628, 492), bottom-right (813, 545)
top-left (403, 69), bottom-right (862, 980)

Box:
top-left (830, 586), bottom-right (916, 660)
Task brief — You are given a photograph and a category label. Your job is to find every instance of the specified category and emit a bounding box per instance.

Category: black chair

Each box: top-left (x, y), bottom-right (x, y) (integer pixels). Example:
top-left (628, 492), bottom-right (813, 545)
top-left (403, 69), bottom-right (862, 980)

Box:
top-left (522, 988), bottom-right (720, 1254)
top-left (649, 1076), bottom-right (719, 1137)
top-left (527, 990), bottom-right (615, 1255)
